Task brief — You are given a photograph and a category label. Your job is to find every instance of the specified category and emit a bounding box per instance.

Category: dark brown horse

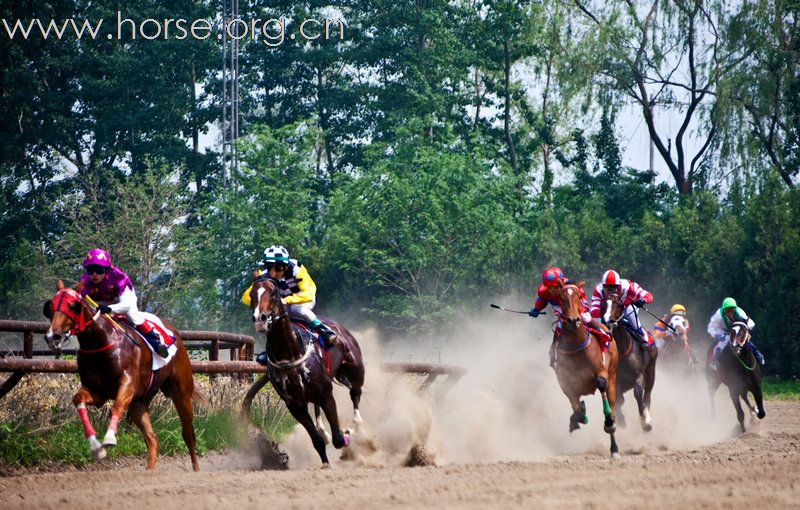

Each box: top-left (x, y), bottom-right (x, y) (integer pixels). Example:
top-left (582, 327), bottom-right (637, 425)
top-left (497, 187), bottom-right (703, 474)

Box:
top-left (249, 273), bottom-right (365, 467)
top-left (706, 321), bottom-right (765, 433)
top-left (553, 281), bottom-right (620, 459)
top-left (43, 280), bottom-right (199, 470)
top-left (599, 293), bottom-right (657, 431)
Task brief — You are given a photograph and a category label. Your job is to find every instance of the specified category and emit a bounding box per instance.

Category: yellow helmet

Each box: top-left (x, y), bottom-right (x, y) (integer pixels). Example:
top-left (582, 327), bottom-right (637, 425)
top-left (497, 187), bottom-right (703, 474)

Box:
top-left (671, 304), bottom-right (686, 314)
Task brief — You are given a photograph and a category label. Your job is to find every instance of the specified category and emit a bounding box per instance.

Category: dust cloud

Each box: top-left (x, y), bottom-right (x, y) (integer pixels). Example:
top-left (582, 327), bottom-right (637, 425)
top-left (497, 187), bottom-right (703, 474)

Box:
top-left (281, 295), bottom-right (745, 468)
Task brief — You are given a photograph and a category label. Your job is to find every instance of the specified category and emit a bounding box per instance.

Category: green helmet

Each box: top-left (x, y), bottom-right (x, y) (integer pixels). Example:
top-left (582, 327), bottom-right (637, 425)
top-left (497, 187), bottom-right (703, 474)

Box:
top-left (721, 297), bottom-right (737, 310)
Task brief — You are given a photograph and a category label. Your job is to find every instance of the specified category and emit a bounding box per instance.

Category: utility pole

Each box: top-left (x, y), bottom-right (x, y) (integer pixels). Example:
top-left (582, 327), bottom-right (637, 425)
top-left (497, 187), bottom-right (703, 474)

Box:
top-left (222, 0), bottom-right (240, 188)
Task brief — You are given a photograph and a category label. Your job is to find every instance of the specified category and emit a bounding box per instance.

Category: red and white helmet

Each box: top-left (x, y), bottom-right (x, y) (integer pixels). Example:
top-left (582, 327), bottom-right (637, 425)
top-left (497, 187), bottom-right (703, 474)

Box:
top-left (602, 269), bottom-right (621, 287)
top-left (542, 267), bottom-right (564, 288)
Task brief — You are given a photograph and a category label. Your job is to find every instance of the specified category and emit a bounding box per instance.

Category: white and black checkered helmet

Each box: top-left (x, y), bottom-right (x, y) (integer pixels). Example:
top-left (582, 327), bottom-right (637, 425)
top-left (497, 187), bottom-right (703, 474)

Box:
top-left (263, 245), bottom-right (290, 264)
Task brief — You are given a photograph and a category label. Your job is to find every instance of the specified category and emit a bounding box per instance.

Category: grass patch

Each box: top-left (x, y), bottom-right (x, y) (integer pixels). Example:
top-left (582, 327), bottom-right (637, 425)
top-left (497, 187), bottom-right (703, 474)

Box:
top-left (763, 376), bottom-right (800, 401)
top-left (0, 374), bottom-right (295, 468)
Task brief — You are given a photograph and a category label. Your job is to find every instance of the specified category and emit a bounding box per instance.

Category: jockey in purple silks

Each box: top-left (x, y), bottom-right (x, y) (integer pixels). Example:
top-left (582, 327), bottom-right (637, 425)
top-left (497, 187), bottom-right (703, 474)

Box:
top-left (78, 248), bottom-right (168, 358)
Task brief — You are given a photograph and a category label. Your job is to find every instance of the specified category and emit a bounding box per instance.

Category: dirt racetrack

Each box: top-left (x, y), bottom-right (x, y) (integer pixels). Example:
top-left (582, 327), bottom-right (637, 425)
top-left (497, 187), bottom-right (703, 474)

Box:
top-left (2, 324), bottom-right (799, 508)
top-left (1, 401), bottom-right (798, 509)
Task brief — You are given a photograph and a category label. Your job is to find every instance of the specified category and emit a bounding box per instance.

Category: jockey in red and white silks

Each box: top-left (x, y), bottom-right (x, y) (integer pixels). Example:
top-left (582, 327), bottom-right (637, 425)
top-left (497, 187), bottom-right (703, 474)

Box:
top-left (590, 269), bottom-right (654, 344)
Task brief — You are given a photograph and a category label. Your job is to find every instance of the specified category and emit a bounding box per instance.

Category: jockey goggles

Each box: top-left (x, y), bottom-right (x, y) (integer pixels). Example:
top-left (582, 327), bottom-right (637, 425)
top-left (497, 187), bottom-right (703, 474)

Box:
top-left (264, 262), bottom-right (287, 272)
top-left (85, 265), bottom-right (107, 275)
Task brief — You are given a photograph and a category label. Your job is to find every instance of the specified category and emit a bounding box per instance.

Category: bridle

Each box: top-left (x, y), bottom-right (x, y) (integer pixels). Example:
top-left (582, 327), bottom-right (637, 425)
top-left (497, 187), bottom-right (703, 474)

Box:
top-left (601, 292), bottom-right (624, 332)
top-left (251, 275), bottom-right (285, 332)
top-left (52, 289), bottom-right (95, 335)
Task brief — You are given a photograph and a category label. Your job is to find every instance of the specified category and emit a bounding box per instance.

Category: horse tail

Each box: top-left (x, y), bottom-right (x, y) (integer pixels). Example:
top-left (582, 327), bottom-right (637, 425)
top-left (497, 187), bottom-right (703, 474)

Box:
top-left (192, 386), bottom-right (208, 409)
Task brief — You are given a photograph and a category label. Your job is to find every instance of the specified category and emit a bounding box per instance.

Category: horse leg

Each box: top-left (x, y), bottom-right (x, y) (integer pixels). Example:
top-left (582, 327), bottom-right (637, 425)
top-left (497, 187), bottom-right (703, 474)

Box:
top-left (102, 374), bottom-right (136, 449)
top-left (320, 391), bottom-right (350, 449)
top-left (741, 393), bottom-right (757, 425)
top-left (129, 402), bottom-right (158, 470)
top-left (286, 402), bottom-right (330, 467)
top-left (753, 383), bottom-right (766, 420)
top-left (314, 404), bottom-right (331, 445)
top-left (72, 387), bottom-right (105, 460)
top-left (596, 376), bottom-right (615, 434)
top-left (640, 348), bottom-right (657, 432)
top-left (567, 395), bottom-right (587, 432)
top-left (171, 385), bottom-right (200, 471)
top-left (350, 385), bottom-right (364, 431)
top-left (729, 387), bottom-right (746, 434)
top-left (615, 391), bottom-right (628, 429)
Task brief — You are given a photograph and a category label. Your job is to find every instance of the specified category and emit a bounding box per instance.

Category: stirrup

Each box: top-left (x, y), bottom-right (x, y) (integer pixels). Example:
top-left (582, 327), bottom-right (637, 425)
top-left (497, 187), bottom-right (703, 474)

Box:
top-left (255, 351), bottom-right (269, 366)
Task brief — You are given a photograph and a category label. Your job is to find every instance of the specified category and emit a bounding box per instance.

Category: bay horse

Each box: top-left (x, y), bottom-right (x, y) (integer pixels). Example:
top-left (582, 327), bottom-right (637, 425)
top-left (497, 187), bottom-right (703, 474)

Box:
top-left (706, 321), bottom-right (765, 433)
top-left (43, 280), bottom-right (200, 470)
top-left (552, 281), bottom-right (620, 459)
top-left (600, 293), bottom-right (657, 431)
top-left (249, 273), bottom-right (365, 467)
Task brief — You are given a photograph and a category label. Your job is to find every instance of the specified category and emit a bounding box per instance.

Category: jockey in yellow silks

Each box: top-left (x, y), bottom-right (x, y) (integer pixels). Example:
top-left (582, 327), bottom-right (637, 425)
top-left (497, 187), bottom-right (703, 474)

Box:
top-left (242, 245), bottom-right (337, 346)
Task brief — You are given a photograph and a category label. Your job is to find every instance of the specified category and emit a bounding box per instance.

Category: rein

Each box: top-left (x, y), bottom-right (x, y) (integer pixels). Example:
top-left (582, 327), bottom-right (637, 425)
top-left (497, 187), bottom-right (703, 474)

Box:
top-left (267, 341), bottom-right (315, 370)
top-left (730, 322), bottom-right (756, 371)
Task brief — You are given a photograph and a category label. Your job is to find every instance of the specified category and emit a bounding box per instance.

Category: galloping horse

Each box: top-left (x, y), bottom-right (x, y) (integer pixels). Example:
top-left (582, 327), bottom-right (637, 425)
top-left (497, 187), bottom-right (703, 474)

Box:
top-left (43, 280), bottom-right (199, 470)
top-left (658, 314), bottom-right (698, 374)
top-left (553, 281), bottom-right (620, 459)
top-left (600, 293), bottom-right (657, 431)
top-left (249, 273), bottom-right (365, 467)
top-left (706, 321), bottom-right (765, 433)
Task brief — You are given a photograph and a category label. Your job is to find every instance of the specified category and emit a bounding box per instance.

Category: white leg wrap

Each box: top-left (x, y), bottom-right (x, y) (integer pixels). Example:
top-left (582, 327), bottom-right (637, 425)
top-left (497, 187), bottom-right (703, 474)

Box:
top-left (102, 429), bottom-right (117, 447)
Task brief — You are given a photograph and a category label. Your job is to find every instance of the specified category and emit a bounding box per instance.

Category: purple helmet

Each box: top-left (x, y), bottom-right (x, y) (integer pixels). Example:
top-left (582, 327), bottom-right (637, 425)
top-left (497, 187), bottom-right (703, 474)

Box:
top-left (82, 248), bottom-right (112, 268)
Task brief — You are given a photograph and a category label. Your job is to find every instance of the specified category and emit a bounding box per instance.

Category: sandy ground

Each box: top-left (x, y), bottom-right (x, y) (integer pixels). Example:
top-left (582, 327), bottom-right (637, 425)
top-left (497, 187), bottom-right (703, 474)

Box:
top-left (0, 400), bottom-right (797, 509)
top-left (2, 320), bottom-right (799, 509)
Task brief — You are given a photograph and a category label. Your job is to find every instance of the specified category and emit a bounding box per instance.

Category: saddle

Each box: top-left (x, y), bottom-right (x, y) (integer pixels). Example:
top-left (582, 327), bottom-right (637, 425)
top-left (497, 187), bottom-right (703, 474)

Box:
top-left (290, 319), bottom-right (328, 351)
top-left (112, 315), bottom-right (176, 350)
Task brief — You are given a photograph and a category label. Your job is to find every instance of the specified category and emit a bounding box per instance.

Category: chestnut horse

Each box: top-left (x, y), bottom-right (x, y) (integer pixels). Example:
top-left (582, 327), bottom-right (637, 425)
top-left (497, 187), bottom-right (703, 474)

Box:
top-left (249, 273), bottom-right (365, 467)
top-left (706, 321), bottom-right (765, 433)
top-left (600, 293), bottom-right (657, 431)
top-left (553, 281), bottom-right (620, 459)
top-left (658, 314), bottom-right (698, 374)
top-left (43, 280), bottom-right (199, 470)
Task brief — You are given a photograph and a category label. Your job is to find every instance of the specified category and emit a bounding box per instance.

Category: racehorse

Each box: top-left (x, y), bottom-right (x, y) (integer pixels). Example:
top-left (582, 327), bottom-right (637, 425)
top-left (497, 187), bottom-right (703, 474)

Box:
top-left (553, 281), bottom-right (620, 459)
top-left (43, 280), bottom-right (200, 470)
top-left (600, 293), bottom-right (657, 431)
top-left (706, 321), bottom-right (765, 433)
top-left (249, 273), bottom-right (365, 467)
top-left (658, 314), bottom-right (698, 375)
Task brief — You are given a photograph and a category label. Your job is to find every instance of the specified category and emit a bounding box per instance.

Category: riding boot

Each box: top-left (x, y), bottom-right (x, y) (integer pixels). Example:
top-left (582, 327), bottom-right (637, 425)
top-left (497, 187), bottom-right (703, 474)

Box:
top-left (749, 343), bottom-right (766, 366)
top-left (136, 323), bottom-right (169, 358)
top-left (255, 350), bottom-right (269, 366)
top-left (641, 343), bottom-right (652, 369)
top-left (313, 321), bottom-right (338, 347)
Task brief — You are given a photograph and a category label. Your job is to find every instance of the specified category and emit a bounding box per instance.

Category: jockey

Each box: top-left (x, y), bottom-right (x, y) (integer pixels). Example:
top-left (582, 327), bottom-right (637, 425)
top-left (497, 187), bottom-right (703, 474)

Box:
top-left (653, 304), bottom-right (691, 350)
top-left (707, 297), bottom-right (765, 369)
top-left (529, 266), bottom-right (611, 369)
top-left (78, 248), bottom-right (169, 358)
top-left (590, 269), bottom-right (656, 365)
top-left (242, 244), bottom-right (338, 347)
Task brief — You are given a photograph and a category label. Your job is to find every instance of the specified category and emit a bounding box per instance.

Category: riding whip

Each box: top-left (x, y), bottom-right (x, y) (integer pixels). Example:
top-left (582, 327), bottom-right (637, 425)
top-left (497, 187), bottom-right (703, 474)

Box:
top-left (84, 295), bottom-right (125, 332)
top-left (640, 305), bottom-right (676, 332)
top-left (490, 304), bottom-right (546, 315)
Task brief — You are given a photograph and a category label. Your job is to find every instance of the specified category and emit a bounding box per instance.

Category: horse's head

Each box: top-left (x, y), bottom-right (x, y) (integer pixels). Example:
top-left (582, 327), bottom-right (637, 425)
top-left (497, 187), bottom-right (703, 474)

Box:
top-left (558, 281), bottom-right (585, 331)
top-left (43, 279), bottom-right (91, 353)
top-left (599, 290), bottom-right (624, 328)
top-left (668, 314), bottom-right (689, 345)
top-left (249, 271), bottom-right (284, 334)
top-left (729, 321), bottom-right (751, 356)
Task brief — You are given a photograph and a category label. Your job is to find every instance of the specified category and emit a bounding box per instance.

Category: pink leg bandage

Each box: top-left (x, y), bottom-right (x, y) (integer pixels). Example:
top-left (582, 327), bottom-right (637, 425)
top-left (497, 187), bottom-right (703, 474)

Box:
top-left (77, 404), bottom-right (96, 438)
top-left (108, 414), bottom-right (120, 434)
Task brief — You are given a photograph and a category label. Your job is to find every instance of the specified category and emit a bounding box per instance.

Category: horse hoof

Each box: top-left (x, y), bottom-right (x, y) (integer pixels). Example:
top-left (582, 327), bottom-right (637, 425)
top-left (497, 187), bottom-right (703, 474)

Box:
top-left (321, 463), bottom-right (331, 470)
top-left (757, 411), bottom-right (766, 419)
top-left (604, 424), bottom-right (617, 434)
top-left (610, 452), bottom-right (621, 461)
top-left (92, 447), bottom-right (107, 461)
top-left (642, 423), bottom-right (653, 433)
top-left (569, 422), bottom-right (580, 433)
top-left (102, 432), bottom-right (117, 448)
